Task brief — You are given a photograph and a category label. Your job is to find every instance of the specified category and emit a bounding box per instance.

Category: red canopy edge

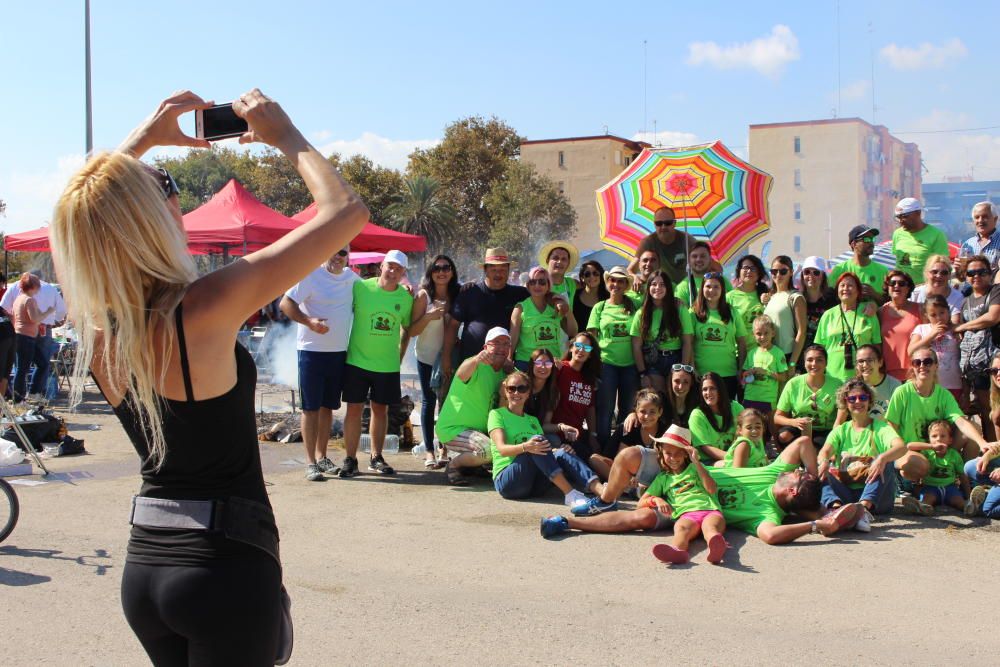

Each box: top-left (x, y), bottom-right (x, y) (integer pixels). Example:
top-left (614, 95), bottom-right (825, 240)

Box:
top-left (292, 203), bottom-right (426, 253)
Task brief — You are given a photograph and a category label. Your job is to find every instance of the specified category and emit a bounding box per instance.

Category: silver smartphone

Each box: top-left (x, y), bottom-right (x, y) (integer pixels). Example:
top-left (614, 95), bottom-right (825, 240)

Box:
top-left (194, 103), bottom-right (248, 141)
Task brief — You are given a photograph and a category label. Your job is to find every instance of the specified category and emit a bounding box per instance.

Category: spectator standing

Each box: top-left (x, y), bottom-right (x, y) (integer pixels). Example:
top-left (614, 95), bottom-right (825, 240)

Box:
top-left (954, 255), bottom-right (1000, 440)
top-left (627, 205), bottom-right (692, 287)
top-left (797, 256), bottom-right (838, 373)
top-left (814, 272), bottom-right (882, 382)
top-left (1, 273), bottom-right (67, 397)
top-left (762, 255), bottom-right (807, 367)
top-left (956, 201), bottom-right (1000, 277)
top-left (891, 197), bottom-right (949, 285)
top-left (572, 260), bottom-right (609, 335)
top-left (910, 254), bottom-right (964, 319)
top-left (540, 240), bottom-right (580, 305)
top-left (878, 270), bottom-right (921, 382)
top-left (11, 273), bottom-right (56, 401)
top-left (829, 225), bottom-right (889, 303)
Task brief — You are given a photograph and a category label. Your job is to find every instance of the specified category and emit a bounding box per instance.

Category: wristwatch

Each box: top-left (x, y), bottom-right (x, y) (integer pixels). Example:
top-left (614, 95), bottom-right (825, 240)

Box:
top-left (810, 520), bottom-right (819, 535)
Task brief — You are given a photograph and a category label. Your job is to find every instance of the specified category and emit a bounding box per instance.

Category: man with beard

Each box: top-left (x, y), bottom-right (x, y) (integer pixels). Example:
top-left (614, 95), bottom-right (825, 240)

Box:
top-left (830, 225), bottom-right (888, 303)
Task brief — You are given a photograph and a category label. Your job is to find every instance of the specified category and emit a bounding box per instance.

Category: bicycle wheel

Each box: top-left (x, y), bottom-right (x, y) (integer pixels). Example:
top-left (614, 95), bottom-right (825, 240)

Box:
top-left (0, 478), bottom-right (20, 543)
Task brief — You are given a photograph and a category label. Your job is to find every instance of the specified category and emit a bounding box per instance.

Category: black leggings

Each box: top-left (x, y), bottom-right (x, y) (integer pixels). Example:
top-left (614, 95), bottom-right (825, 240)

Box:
top-left (122, 550), bottom-right (281, 667)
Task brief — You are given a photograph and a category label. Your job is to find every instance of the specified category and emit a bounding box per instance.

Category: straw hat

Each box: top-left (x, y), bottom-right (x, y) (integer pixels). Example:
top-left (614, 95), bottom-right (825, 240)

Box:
top-left (484, 247), bottom-right (513, 266)
top-left (651, 424), bottom-right (693, 450)
top-left (538, 240), bottom-right (579, 271)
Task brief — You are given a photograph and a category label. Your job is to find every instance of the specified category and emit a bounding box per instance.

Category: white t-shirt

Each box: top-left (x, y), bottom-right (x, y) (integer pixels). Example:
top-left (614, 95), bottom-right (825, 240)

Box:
top-left (1, 280), bottom-right (67, 325)
top-left (910, 284), bottom-right (963, 317)
top-left (284, 266), bottom-right (360, 352)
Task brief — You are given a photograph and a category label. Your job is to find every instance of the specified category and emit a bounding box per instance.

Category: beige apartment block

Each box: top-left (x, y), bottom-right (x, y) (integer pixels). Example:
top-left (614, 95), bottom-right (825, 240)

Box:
top-left (521, 135), bottom-right (649, 254)
top-left (747, 118), bottom-right (921, 263)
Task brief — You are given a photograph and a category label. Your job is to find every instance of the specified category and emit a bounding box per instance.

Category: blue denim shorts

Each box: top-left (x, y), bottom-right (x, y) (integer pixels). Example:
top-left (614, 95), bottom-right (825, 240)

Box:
top-left (297, 350), bottom-right (347, 411)
top-left (635, 446), bottom-right (662, 487)
top-left (919, 483), bottom-right (964, 505)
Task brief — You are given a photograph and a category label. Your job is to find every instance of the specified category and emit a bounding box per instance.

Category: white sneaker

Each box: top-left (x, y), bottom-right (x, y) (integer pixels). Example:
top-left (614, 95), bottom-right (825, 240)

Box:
top-left (305, 464), bottom-right (325, 482)
top-left (564, 489), bottom-right (588, 508)
top-left (855, 509), bottom-right (874, 533)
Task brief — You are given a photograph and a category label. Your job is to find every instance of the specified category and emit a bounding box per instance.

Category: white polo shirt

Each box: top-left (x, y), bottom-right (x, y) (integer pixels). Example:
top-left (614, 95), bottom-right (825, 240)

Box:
top-left (1, 281), bottom-right (67, 325)
top-left (284, 266), bottom-right (360, 352)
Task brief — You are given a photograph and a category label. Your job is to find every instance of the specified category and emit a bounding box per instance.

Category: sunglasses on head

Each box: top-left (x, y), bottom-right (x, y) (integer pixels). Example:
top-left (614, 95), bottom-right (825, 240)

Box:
top-left (770, 267), bottom-right (790, 276)
top-left (155, 168), bottom-right (180, 200)
top-left (846, 393), bottom-right (870, 404)
top-left (533, 359), bottom-right (554, 369)
top-left (654, 219), bottom-right (676, 227)
top-left (912, 357), bottom-right (936, 368)
top-left (573, 341), bottom-right (593, 353)
top-left (703, 272), bottom-right (723, 280)
top-left (967, 268), bottom-right (991, 278)
top-left (671, 364), bottom-right (695, 374)
top-left (431, 263), bottom-right (452, 273)
top-left (505, 384), bottom-right (530, 394)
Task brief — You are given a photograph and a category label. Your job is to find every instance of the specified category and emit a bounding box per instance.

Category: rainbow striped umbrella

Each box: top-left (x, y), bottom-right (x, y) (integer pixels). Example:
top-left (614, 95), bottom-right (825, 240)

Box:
top-left (596, 141), bottom-right (773, 264)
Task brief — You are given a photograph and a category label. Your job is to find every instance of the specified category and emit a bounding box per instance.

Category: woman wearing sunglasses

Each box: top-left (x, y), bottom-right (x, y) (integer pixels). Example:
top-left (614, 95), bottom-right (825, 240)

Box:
top-left (878, 270), bottom-right (921, 382)
top-left (796, 256), bottom-right (838, 373)
top-left (910, 254), bottom-right (964, 320)
top-left (762, 255), bottom-right (806, 368)
top-left (886, 348), bottom-right (992, 465)
top-left (50, 90), bottom-right (367, 664)
top-left (488, 370), bottom-right (603, 504)
top-left (817, 379), bottom-right (908, 530)
top-left (523, 348), bottom-right (558, 422)
top-left (546, 332), bottom-right (605, 475)
top-left (954, 254), bottom-right (1000, 441)
top-left (690, 272), bottom-right (746, 400)
top-left (405, 254), bottom-right (460, 469)
top-left (774, 345), bottom-right (840, 450)
top-left (572, 260), bottom-right (609, 332)
top-left (832, 344), bottom-right (901, 426)
top-left (726, 254), bottom-right (768, 336)
top-left (510, 266), bottom-right (577, 372)
top-left (630, 270), bottom-right (693, 394)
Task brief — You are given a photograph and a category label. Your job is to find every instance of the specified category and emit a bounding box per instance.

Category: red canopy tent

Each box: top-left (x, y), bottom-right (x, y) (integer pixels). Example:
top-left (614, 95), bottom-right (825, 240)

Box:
top-left (292, 203), bottom-right (426, 252)
top-left (4, 226), bottom-right (52, 252)
top-left (183, 179), bottom-right (301, 256)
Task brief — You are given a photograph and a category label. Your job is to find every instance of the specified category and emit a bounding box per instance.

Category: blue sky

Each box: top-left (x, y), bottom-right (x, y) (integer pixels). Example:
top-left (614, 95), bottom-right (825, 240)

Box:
top-left (3, 0), bottom-right (998, 232)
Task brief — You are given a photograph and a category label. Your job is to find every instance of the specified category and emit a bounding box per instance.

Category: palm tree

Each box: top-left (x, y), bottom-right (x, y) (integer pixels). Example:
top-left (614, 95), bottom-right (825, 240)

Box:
top-left (384, 176), bottom-right (457, 254)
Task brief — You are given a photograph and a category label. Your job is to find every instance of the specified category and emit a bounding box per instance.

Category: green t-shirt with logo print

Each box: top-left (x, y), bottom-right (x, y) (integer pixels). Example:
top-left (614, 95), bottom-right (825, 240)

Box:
top-left (922, 447), bottom-right (965, 487)
top-left (891, 224), bottom-right (950, 285)
top-left (628, 305), bottom-right (693, 352)
top-left (690, 307), bottom-right (746, 377)
top-left (487, 408), bottom-right (543, 479)
top-left (708, 460), bottom-right (797, 534)
top-left (346, 277), bottom-right (413, 373)
top-left (586, 300), bottom-right (635, 367)
top-left (645, 463), bottom-right (720, 517)
top-left (884, 382), bottom-right (965, 448)
top-left (514, 298), bottom-right (562, 362)
top-left (776, 374), bottom-right (841, 431)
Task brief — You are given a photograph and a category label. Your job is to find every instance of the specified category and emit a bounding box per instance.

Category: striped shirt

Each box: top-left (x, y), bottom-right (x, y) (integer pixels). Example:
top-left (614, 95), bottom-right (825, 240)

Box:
top-left (960, 228), bottom-right (1000, 271)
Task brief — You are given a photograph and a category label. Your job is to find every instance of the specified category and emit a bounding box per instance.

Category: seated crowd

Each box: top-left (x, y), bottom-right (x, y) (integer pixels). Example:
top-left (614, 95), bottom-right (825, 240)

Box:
top-left (283, 198), bottom-right (1000, 565)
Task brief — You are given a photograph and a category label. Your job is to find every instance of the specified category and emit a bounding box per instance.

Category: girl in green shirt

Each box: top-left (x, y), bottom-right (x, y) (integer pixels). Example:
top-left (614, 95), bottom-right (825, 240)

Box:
top-left (509, 266), bottom-right (577, 369)
top-left (719, 408), bottom-right (769, 469)
top-left (689, 372), bottom-right (744, 463)
top-left (690, 272), bottom-right (747, 400)
top-left (774, 345), bottom-right (841, 449)
top-left (630, 270), bottom-right (693, 393)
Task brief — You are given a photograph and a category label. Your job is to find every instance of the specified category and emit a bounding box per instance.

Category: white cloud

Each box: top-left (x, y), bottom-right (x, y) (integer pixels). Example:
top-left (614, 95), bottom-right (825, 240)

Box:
top-left (631, 130), bottom-right (700, 149)
top-left (686, 25), bottom-right (800, 78)
top-left (1, 154), bottom-right (86, 233)
top-left (900, 110), bottom-right (1000, 182)
top-left (880, 38), bottom-right (967, 70)
top-left (316, 132), bottom-right (439, 171)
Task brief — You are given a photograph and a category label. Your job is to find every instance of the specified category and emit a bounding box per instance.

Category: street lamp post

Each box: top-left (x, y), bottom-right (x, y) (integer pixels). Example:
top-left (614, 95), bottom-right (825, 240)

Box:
top-left (84, 0), bottom-right (93, 155)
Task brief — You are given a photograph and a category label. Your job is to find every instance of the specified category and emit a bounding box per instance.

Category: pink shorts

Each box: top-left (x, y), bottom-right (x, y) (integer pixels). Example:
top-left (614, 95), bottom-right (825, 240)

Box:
top-left (677, 509), bottom-right (722, 526)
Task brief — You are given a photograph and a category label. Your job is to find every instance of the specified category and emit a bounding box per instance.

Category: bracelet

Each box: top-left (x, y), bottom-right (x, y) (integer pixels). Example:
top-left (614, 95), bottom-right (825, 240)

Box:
top-left (522, 443), bottom-right (527, 453)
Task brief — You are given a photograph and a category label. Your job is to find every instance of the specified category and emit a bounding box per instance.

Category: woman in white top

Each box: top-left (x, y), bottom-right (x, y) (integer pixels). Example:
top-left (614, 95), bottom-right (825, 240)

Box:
top-left (762, 254), bottom-right (806, 367)
top-left (405, 255), bottom-right (460, 468)
top-left (909, 254), bottom-right (963, 322)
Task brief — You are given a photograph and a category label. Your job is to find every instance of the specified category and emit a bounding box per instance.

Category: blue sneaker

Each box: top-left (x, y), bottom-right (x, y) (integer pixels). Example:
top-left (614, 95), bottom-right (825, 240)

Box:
top-left (539, 515), bottom-right (569, 538)
top-left (571, 496), bottom-right (618, 516)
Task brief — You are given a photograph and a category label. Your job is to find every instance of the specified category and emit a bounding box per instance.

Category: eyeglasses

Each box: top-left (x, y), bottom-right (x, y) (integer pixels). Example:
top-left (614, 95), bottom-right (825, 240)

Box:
top-left (580, 270), bottom-right (599, 278)
top-left (573, 341), bottom-right (594, 353)
top-left (431, 263), bottom-right (452, 273)
top-left (155, 168), bottom-right (179, 200)
top-left (967, 268), bottom-right (991, 278)
top-left (505, 384), bottom-right (530, 394)
top-left (855, 357), bottom-right (876, 366)
top-left (527, 279), bottom-right (549, 287)
top-left (911, 358), bottom-right (936, 368)
top-left (654, 219), bottom-right (676, 227)
top-left (671, 364), bottom-right (695, 374)
top-left (770, 268), bottom-right (790, 276)
top-left (802, 269), bottom-right (822, 276)
top-left (846, 393), bottom-right (871, 404)
top-left (928, 269), bottom-right (951, 277)
top-left (336, 249), bottom-right (349, 257)
top-left (888, 280), bottom-right (909, 288)
top-left (533, 359), bottom-right (554, 369)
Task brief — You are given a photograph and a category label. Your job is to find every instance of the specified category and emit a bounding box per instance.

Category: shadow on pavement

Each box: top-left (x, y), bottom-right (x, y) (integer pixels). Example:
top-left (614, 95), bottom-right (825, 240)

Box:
top-left (0, 545), bottom-right (113, 579)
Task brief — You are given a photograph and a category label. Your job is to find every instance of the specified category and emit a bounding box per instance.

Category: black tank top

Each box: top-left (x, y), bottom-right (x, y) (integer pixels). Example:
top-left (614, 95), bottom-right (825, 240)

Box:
top-left (108, 304), bottom-right (270, 565)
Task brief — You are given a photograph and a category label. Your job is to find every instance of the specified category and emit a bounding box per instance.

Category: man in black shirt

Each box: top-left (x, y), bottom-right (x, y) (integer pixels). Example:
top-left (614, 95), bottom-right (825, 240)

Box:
top-left (627, 205), bottom-right (692, 288)
top-left (442, 247), bottom-right (529, 376)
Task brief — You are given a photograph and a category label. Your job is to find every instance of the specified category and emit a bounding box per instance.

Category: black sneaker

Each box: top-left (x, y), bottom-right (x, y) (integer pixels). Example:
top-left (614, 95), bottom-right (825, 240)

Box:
top-left (368, 455), bottom-right (396, 475)
top-left (337, 456), bottom-right (359, 478)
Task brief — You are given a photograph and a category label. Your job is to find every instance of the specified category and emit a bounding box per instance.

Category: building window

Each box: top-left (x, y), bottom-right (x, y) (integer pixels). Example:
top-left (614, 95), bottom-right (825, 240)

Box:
top-left (615, 150), bottom-right (622, 166)
top-left (794, 169), bottom-right (801, 187)
top-left (558, 151), bottom-right (565, 168)
top-left (624, 156), bottom-right (632, 166)
top-left (794, 236), bottom-right (801, 253)
top-left (557, 181), bottom-right (565, 194)
top-left (794, 136), bottom-right (801, 154)
top-left (794, 203), bottom-right (801, 221)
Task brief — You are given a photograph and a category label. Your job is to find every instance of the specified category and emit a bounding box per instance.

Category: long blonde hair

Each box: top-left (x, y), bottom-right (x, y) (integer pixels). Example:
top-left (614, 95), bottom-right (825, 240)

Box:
top-left (51, 152), bottom-right (197, 467)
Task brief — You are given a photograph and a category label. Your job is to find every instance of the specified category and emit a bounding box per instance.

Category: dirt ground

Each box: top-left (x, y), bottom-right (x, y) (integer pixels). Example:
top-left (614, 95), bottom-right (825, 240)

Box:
top-left (2, 387), bottom-right (1000, 666)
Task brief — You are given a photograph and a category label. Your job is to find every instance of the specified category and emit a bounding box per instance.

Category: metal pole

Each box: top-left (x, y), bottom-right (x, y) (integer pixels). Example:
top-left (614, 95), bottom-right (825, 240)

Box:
top-left (84, 0), bottom-right (93, 155)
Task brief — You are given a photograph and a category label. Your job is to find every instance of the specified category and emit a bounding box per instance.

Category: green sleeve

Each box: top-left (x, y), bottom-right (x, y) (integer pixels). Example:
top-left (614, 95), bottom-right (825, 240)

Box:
top-left (868, 313), bottom-right (882, 344)
top-left (646, 471), bottom-right (669, 499)
top-left (824, 425), bottom-right (844, 461)
top-left (678, 306), bottom-right (694, 335)
top-left (586, 301), bottom-right (603, 331)
top-left (829, 264), bottom-right (844, 284)
top-left (884, 388), bottom-right (905, 427)
top-left (875, 423), bottom-right (897, 454)
top-left (774, 349), bottom-right (788, 373)
top-left (352, 278), bottom-right (364, 299)
top-left (628, 309), bottom-right (643, 338)
top-left (938, 388), bottom-right (964, 422)
top-left (688, 409), bottom-right (713, 446)
top-left (931, 231), bottom-right (950, 256)
top-left (486, 409), bottom-right (504, 434)
top-left (401, 294), bottom-right (414, 328)
top-left (776, 378), bottom-right (796, 413)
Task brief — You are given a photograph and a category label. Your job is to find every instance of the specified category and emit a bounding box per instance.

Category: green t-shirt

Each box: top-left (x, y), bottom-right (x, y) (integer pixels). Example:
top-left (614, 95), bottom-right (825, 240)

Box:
top-left (824, 419), bottom-right (899, 489)
top-left (884, 382), bottom-right (965, 446)
top-left (892, 224), bottom-right (950, 284)
top-left (829, 259), bottom-right (890, 297)
top-left (674, 274), bottom-right (733, 307)
top-left (726, 288), bottom-right (765, 335)
top-left (514, 298), bottom-right (562, 362)
top-left (487, 408), bottom-right (543, 478)
top-left (722, 436), bottom-right (768, 468)
top-left (689, 401), bottom-right (744, 459)
top-left (550, 277), bottom-right (577, 305)
top-left (690, 307), bottom-right (747, 377)
top-left (646, 463), bottom-right (720, 517)
top-left (435, 363), bottom-right (504, 444)
top-left (776, 374), bottom-right (841, 431)
top-left (628, 304), bottom-right (693, 352)
top-left (742, 345), bottom-right (788, 406)
top-left (923, 447), bottom-right (965, 487)
top-left (586, 300), bottom-right (635, 367)
top-left (709, 460), bottom-right (797, 534)
top-left (813, 306), bottom-right (882, 382)
top-left (346, 277), bottom-right (413, 372)
top-left (624, 289), bottom-right (646, 309)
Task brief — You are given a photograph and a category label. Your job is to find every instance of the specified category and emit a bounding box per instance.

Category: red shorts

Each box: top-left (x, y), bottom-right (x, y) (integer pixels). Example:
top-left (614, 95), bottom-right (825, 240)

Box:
top-left (677, 509), bottom-right (723, 526)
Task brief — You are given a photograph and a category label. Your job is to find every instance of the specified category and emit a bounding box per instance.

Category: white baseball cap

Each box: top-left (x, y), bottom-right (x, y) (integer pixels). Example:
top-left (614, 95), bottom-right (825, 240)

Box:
top-left (383, 249), bottom-right (408, 268)
top-left (485, 327), bottom-right (510, 343)
top-left (801, 256), bottom-right (827, 273)
top-left (895, 197), bottom-right (922, 216)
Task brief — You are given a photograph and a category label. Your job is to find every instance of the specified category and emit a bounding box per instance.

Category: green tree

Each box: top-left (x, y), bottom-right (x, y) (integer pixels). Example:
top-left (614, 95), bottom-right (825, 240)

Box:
top-left (336, 155), bottom-right (404, 226)
top-left (482, 161), bottom-right (576, 265)
top-left (384, 176), bottom-right (457, 255)
top-left (153, 147), bottom-right (250, 213)
top-left (243, 148), bottom-right (311, 216)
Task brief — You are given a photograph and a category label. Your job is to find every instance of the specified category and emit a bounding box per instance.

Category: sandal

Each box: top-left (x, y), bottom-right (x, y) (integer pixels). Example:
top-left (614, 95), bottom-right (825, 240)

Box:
top-left (446, 465), bottom-right (470, 486)
top-left (424, 458), bottom-right (438, 469)
top-left (431, 458), bottom-right (449, 470)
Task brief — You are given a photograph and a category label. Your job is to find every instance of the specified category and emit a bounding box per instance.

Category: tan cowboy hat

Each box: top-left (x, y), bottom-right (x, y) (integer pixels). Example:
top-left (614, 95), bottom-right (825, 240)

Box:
top-left (484, 247), bottom-right (513, 266)
top-left (538, 240), bottom-right (579, 271)
top-left (603, 265), bottom-right (629, 282)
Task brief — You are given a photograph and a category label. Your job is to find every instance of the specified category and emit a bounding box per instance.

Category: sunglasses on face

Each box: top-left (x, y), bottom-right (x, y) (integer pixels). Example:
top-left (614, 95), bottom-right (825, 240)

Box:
top-left (528, 279), bottom-right (549, 287)
top-left (967, 268), bottom-right (991, 278)
top-left (739, 265), bottom-right (757, 273)
top-left (888, 280), bottom-right (909, 288)
top-left (533, 359), bottom-right (554, 369)
top-left (989, 368), bottom-right (1000, 377)
top-left (580, 270), bottom-right (600, 278)
top-left (803, 269), bottom-right (822, 276)
top-left (846, 393), bottom-right (870, 404)
top-left (431, 263), bottom-right (452, 273)
top-left (573, 341), bottom-right (593, 353)
top-left (654, 219), bottom-right (676, 227)
top-left (156, 168), bottom-right (180, 200)
top-left (770, 268), bottom-right (790, 276)
top-left (912, 358), bottom-right (936, 368)
top-left (336, 249), bottom-right (349, 257)
top-left (505, 384), bottom-right (530, 394)
top-left (929, 269), bottom-right (951, 277)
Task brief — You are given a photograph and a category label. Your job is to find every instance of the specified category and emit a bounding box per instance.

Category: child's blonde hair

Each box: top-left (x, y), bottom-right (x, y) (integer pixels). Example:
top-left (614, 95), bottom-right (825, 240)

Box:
top-left (751, 314), bottom-right (776, 339)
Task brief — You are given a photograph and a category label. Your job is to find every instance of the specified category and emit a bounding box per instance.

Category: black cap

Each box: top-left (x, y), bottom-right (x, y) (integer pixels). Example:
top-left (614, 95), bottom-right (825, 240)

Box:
top-left (848, 224), bottom-right (879, 244)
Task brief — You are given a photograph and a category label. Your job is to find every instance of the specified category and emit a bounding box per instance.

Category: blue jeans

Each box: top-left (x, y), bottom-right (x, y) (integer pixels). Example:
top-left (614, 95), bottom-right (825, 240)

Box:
top-left (821, 465), bottom-right (897, 515)
top-left (596, 363), bottom-right (639, 449)
top-left (416, 360), bottom-right (438, 450)
top-left (30, 329), bottom-right (54, 395)
top-left (965, 458), bottom-right (1000, 518)
top-left (13, 334), bottom-right (37, 401)
top-left (494, 449), bottom-right (598, 500)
